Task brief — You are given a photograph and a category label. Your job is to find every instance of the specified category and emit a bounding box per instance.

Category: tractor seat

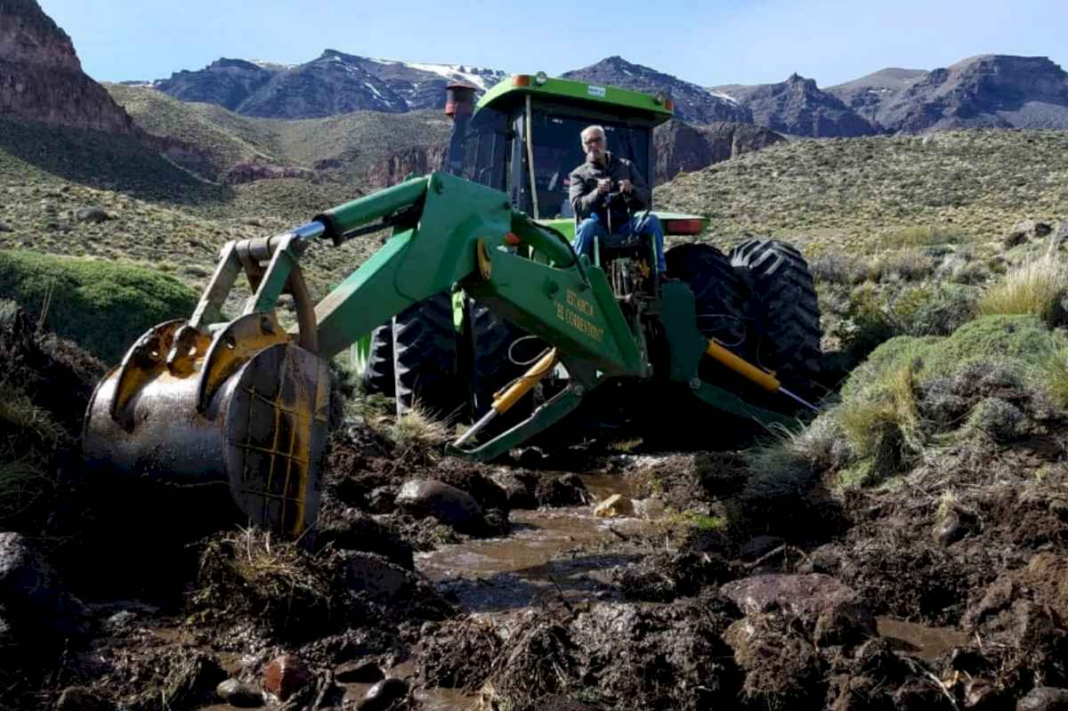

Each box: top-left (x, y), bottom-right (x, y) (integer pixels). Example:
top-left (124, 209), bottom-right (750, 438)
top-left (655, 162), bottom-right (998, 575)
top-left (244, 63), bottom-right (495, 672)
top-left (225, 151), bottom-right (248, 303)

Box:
top-left (600, 231), bottom-right (646, 250)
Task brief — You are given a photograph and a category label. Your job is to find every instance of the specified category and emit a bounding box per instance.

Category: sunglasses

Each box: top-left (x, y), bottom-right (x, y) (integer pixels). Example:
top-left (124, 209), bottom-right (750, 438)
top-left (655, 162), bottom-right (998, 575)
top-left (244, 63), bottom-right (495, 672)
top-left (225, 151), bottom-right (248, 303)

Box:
top-left (584, 136), bottom-right (604, 146)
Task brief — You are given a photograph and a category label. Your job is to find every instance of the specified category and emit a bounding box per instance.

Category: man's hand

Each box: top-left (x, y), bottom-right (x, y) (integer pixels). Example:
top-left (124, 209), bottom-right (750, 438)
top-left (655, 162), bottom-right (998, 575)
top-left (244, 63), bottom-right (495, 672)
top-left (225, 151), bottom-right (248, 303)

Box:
top-left (619, 179), bottom-right (633, 194)
top-left (596, 178), bottom-right (611, 195)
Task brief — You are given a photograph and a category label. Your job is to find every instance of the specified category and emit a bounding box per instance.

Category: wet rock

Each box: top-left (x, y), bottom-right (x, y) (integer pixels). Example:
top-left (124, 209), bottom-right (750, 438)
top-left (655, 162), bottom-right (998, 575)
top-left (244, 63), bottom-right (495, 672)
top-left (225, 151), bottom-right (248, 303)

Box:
top-left (490, 470), bottom-right (535, 509)
top-left (721, 574), bottom-right (870, 633)
top-left (396, 480), bottom-right (486, 535)
top-left (337, 551), bottom-right (413, 600)
top-left (593, 493), bottom-right (633, 518)
top-left (74, 206), bottom-right (110, 223)
top-left (216, 678), bottom-right (263, 707)
top-left (536, 473), bottom-right (591, 507)
top-left (358, 677), bottom-right (408, 710)
top-left (264, 654), bottom-right (311, 702)
top-left (335, 660), bottom-right (384, 684)
top-left (1018, 687), bottom-right (1068, 711)
top-left (56, 686), bottom-right (113, 711)
top-left (0, 532), bottom-right (87, 642)
top-left (739, 535), bottom-right (784, 560)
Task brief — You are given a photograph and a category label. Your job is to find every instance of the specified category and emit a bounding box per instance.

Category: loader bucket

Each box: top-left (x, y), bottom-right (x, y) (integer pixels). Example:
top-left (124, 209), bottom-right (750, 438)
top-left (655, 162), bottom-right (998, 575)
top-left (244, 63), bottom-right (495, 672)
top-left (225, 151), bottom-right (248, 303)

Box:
top-left (83, 312), bottom-right (331, 538)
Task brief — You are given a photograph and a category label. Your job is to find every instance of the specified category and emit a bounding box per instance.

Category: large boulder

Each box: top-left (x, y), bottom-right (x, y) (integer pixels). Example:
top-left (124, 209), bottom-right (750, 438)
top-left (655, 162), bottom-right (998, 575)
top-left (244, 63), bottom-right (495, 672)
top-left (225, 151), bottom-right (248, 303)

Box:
top-left (395, 480), bottom-right (486, 535)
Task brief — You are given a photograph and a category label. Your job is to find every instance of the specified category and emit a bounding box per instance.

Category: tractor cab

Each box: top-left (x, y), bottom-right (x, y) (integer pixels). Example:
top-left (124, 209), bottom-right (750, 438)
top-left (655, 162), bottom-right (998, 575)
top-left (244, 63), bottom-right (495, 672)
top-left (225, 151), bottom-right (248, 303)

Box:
top-left (443, 73), bottom-right (705, 294)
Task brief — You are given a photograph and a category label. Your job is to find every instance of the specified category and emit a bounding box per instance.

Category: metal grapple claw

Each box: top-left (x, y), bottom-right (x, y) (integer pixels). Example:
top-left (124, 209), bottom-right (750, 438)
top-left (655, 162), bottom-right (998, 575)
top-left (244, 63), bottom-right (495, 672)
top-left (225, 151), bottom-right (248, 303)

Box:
top-left (83, 312), bottom-right (330, 538)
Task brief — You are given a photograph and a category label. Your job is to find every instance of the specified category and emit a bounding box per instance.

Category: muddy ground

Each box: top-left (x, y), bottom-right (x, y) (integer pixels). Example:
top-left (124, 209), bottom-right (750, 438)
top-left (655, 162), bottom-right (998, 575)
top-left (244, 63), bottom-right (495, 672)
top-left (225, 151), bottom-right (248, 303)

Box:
top-left (2, 304), bottom-right (1067, 711)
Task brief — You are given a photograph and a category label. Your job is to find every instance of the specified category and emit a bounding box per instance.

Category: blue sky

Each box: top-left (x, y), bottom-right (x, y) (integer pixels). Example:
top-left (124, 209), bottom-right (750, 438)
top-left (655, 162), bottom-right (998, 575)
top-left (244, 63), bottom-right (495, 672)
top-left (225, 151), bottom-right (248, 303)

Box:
top-left (40, 0), bottom-right (1068, 89)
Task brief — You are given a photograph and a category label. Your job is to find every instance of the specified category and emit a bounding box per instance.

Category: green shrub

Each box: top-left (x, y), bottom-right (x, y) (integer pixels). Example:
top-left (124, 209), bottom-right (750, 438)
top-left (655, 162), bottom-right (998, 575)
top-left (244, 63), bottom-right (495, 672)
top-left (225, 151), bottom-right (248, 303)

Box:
top-left (0, 250), bottom-right (198, 363)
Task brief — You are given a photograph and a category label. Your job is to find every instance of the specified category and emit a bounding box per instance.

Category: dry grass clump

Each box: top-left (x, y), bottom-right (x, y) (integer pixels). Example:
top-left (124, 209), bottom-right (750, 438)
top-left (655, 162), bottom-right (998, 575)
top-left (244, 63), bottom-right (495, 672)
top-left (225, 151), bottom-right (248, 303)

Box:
top-left (1046, 351), bottom-right (1068, 411)
top-left (978, 252), bottom-right (1068, 327)
top-left (387, 403), bottom-right (452, 451)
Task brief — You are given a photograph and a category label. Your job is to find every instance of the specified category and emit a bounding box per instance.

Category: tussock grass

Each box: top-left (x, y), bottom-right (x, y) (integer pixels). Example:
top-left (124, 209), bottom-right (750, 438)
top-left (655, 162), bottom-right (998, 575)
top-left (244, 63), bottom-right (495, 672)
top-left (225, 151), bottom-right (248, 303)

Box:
top-left (839, 361), bottom-right (924, 466)
top-left (1045, 351), bottom-right (1068, 411)
top-left (388, 403), bottom-right (451, 451)
top-left (743, 416), bottom-right (845, 501)
top-left (979, 253), bottom-right (1068, 327)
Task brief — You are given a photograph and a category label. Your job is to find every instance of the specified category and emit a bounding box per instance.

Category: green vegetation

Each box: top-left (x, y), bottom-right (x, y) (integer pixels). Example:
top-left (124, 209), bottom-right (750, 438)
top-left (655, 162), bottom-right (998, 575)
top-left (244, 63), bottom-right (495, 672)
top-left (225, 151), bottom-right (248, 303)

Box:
top-left (656, 130), bottom-right (1068, 254)
top-left (978, 252), bottom-right (1068, 326)
top-left (104, 84), bottom-right (451, 185)
top-left (0, 250), bottom-right (198, 363)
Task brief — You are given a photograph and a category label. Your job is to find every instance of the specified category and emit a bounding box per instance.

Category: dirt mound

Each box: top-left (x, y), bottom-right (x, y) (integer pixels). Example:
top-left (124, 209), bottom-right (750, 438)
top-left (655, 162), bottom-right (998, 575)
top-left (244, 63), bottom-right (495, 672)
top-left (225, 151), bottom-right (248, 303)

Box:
top-left (191, 529), bottom-right (455, 644)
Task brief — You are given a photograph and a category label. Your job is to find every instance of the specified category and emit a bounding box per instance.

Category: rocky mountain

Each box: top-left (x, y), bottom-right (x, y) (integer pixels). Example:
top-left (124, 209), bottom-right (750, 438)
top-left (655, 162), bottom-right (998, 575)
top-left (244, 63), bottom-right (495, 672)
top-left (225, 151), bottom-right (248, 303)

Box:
top-left (653, 120), bottom-right (784, 184)
top-left (0, 0), bottom-right (137, 135)
top-left (155, 58), bottom-right (276, 111)
top-left (562, 56), bottom-right (751, 124)
top-left (874, 55), bottom-right (1068, 133)
top-left (155, 50), bottom-right (505, 119)
top-left (825, 67), bottom-right (927, 125)
top-left (713, 74), bottom-right (876, 138)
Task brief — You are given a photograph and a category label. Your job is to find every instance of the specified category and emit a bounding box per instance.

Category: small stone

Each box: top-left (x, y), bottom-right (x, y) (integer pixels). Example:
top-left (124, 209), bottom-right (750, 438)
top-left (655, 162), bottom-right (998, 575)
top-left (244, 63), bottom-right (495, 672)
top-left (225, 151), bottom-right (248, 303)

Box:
top-left (0, 222), bottom-right (11, 233)
top-left (56, 686), bottom-right (113, 711)
top-left (1018, 687), bottom-right (1068, 711)
top-left (335, 660), bottom-right (385, 684)
top-left (74, 207), bottom-right (110, 223)
top-left (216, 679), bottom-right (263, 708)
top-left (358, 678), bottom-right (408, 711)
top-left (593, 494), bottom-right (634, 518)
top-left (933, 511), bottom-right (963, 546)
top-left (264, 654), bottom-right (311, 702)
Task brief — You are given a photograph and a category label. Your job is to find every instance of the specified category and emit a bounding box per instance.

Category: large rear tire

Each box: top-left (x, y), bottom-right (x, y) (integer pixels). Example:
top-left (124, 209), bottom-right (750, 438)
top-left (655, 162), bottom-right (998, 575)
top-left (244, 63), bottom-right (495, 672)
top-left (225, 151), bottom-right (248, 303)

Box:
top-left (665, 243), bottom-right (748, 349)
top-left (392, 292), bottom-right (466, 420)
top-left (360, 324), bottom-right (395, 398)
top-left (729, 238), bottom-right (822, 400)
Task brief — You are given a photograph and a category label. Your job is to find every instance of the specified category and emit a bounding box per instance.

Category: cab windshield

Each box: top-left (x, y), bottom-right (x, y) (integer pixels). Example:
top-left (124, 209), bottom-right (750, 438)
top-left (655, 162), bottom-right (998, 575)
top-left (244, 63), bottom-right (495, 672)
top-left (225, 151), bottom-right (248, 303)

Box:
top-left (524, 111), bottom-right (650, 219)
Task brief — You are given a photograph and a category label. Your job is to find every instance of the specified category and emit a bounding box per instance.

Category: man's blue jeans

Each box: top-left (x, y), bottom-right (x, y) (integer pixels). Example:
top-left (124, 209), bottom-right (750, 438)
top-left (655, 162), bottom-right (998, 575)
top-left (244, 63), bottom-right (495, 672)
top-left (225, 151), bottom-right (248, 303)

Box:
top-left (572, 214), bottom-right (667, 273)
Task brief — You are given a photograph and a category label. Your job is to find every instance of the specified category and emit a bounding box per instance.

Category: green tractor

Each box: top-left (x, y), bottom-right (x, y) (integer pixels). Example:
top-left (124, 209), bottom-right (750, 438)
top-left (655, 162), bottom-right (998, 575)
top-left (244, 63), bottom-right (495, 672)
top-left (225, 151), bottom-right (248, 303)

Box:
top-left (358, 73), bottom-right (820, 428)
top-left (82, 71), bottom-right (822, 539)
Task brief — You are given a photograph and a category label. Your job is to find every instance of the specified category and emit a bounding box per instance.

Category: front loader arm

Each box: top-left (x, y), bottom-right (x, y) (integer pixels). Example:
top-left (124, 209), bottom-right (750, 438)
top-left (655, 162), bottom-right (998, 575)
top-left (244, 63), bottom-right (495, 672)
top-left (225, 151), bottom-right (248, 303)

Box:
top-left (312, 172), bottom-right (643, 376)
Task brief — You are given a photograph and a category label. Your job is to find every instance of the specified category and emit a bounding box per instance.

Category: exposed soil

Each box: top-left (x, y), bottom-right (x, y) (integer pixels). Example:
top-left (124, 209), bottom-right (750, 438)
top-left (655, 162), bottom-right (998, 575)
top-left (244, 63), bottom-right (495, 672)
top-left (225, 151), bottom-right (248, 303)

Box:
top-left (3, 305), bottom-right (1068, 710)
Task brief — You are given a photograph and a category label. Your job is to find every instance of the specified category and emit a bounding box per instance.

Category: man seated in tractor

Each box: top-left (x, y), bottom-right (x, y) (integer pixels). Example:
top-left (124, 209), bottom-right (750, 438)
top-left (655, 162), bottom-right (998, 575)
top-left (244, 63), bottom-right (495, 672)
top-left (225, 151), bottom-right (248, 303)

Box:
top-left (567, 125), bottom-right (667, 274)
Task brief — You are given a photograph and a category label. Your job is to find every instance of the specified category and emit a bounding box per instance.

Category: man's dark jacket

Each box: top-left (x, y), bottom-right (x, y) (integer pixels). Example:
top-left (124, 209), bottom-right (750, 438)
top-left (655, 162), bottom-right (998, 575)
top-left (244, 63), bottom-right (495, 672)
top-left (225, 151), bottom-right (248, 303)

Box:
top-left (568, 152), bottom-right (651, 232)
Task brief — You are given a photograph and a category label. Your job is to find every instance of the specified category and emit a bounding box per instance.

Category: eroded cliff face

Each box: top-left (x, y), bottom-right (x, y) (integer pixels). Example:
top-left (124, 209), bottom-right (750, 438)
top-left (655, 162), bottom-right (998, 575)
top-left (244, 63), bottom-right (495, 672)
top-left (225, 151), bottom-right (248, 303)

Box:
top-left (653, 120), bottom-right (785, 184)
top-left (0, 0), bottom-right (137, 135)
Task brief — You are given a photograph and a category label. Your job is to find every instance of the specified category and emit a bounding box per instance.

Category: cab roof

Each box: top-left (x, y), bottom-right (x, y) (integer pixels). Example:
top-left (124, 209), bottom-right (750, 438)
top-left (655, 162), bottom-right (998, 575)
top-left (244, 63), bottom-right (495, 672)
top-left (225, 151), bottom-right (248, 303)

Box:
top-left (475, 73), bottom-right (675, 125)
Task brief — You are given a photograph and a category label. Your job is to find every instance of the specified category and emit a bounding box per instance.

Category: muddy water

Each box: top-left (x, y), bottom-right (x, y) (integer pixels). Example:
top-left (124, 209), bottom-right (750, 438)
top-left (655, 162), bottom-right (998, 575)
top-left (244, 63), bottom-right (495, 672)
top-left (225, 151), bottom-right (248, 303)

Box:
top-left (877, 616), bottom-right (971, 661)
top-left (415, 472), bottom-right (652, 614)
